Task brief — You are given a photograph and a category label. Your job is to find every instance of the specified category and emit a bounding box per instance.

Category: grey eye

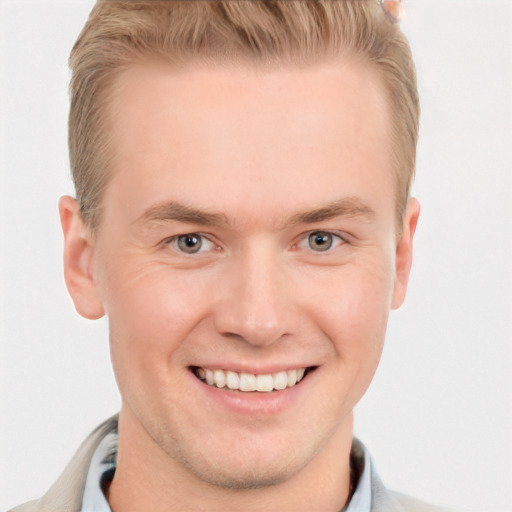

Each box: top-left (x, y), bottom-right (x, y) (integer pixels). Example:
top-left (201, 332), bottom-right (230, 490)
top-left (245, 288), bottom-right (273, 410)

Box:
top-left (177, 234), bottom-right (202, 254)
top-left (308, 232), bottom-right (333, 252)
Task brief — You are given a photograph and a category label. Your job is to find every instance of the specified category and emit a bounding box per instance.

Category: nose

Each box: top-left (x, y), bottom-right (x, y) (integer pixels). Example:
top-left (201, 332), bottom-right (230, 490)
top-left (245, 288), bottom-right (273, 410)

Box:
top-left (213, 243), bottom-right (294, 347)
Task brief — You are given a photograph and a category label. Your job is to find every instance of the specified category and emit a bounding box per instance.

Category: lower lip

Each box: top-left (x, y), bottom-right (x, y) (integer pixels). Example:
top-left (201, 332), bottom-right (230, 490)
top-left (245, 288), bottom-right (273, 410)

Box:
top-left (188, 369), bottom-right (313, 415)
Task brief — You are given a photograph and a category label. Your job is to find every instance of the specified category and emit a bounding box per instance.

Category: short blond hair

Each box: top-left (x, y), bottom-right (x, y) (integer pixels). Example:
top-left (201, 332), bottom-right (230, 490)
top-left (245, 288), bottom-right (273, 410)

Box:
top-left (69, 0), bottom-right (419, 230)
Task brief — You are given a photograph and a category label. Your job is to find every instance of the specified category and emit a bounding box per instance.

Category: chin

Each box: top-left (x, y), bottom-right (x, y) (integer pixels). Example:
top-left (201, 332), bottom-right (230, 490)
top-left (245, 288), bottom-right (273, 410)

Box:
top-left (164, 432), bottom-right (311, 491)
top-left (182, 456), bottom-right (302, 490)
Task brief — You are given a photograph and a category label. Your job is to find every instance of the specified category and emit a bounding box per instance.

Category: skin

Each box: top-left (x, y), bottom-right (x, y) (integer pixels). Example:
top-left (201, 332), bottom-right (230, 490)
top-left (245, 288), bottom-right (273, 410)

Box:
top-left (60, 58), bottom-right (419, 512)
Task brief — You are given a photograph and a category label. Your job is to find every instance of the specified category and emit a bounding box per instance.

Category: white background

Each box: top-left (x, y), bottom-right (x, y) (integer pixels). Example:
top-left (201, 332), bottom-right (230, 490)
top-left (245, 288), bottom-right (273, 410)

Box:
top-left (1, 1), bottom-right (511, 511)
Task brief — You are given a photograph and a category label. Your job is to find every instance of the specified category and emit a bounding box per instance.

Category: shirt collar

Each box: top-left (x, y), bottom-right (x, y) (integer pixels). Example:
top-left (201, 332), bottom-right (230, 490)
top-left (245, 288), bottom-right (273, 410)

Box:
top-left (81, 432), bottom-right (372, 512)
top-left (344, 439), bottom-right (372, 512)
top-left (81, 430), bottom-right (117, 512)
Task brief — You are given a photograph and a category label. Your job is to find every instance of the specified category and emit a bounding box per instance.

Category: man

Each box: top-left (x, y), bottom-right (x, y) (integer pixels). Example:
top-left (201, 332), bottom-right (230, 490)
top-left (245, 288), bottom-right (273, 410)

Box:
top-left (11, 1), bottom-right (452, 511)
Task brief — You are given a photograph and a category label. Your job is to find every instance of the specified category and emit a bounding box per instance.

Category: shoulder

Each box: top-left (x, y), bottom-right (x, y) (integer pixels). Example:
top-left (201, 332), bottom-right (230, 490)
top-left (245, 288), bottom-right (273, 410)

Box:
top-left (392, 492), bottom-right (456, 512)
top-left (360, 438), bottom-right (456, 512)
top-left (8, 501), bottom-right (38, 512)
top-left (7, 415), bottom-right (119, 512)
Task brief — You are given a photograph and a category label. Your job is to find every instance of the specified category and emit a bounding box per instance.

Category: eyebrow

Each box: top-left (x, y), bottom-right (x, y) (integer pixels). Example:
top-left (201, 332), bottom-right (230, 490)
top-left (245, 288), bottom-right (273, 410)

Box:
top-left (136, 201), bottom-right (229, 227)
top-left (284, 197), bottom-right (376, 227)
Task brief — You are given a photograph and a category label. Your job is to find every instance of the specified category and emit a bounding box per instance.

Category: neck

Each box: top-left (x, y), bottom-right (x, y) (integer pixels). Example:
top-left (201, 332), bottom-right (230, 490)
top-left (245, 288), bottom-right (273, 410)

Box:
top-left (106, 409), bottom-right (354, 512)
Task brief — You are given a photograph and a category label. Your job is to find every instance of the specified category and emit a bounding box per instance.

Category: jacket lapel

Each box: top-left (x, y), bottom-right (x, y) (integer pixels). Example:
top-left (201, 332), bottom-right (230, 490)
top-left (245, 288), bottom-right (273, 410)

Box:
top-left (38, 415), bottom-right (118, 512)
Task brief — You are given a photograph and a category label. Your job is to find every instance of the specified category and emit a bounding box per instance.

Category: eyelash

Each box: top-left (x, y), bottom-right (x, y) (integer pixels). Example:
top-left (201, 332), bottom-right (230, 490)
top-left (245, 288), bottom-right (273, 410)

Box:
top-left (164, 230), bottom-right (347, 256)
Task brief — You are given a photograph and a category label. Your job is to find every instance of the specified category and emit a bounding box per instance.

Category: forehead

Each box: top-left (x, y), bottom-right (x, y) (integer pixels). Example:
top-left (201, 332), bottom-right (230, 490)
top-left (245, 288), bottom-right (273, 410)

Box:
top-left (109, 57), bottom-right (390, 145)
top-left (103, 58), bottom-right (394, 227)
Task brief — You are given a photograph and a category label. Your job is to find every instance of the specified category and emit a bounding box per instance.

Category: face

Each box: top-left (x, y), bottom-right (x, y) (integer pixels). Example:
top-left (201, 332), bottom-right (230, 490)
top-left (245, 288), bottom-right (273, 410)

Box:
top-left (62, 58), bottom-right (419, 489)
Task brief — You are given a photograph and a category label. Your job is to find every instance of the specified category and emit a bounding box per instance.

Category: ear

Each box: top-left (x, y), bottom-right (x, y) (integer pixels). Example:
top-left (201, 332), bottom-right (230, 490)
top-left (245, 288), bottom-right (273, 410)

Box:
top-left (59, 196), bottom-right (105, 320)
top-left (391, 197), bottom-right (420, 310)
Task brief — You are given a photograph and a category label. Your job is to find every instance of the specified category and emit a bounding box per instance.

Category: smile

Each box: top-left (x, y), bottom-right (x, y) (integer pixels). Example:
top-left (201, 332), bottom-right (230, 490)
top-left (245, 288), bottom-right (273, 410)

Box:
top-left (193, 367), bottom-right (309, 392)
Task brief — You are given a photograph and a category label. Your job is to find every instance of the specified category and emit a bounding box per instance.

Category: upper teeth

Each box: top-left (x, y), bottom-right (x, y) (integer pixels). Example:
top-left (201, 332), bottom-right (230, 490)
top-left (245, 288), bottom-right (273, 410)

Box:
top-left (195, 367), bottom-right (307, 392)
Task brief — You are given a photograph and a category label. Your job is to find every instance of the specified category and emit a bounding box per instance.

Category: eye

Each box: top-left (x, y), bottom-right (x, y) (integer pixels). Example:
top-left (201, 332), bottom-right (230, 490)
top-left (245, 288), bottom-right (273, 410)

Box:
top-left (301, 231), bottom-right (345, 252)
top-left (173, 233), bottom-right (214, 254)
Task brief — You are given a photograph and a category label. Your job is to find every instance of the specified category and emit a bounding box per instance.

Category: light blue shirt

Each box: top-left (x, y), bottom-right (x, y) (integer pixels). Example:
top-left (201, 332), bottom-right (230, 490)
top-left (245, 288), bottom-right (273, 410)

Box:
top-left (81, 433), bottom-right (372, 512)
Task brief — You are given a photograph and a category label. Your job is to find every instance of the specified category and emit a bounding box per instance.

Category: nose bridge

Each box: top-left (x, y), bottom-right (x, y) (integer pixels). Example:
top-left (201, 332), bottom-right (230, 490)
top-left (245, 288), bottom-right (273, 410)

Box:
top-left (215, 240), bottom-right (291, 346)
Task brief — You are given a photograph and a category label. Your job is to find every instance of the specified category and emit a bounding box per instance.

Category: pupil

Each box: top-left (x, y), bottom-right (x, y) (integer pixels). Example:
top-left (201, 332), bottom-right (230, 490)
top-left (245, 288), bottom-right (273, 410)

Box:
top-left (185, 236), bottom-right (198, 247)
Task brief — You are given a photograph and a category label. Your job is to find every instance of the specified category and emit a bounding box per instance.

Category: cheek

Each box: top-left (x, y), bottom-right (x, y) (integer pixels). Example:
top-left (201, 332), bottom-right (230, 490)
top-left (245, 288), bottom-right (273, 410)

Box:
top-left (306, 258), bottom-right (394, 361)
top-left (105, 260), bottom-right (209, 330)
top-left (103, 266), bottom-right (212, 385)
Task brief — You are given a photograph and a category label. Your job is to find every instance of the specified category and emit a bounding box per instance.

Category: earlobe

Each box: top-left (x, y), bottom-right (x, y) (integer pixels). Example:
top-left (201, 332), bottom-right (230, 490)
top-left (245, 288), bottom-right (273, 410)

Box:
top-left (391, 197), bottom-right (420, 310)
top-left (59, 196), bottom-right (105, 320)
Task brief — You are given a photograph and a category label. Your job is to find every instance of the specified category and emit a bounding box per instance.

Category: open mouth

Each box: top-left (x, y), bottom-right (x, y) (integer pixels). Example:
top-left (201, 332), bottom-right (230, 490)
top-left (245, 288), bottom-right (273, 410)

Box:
top-left (191, 366), bottom-right (315, 393)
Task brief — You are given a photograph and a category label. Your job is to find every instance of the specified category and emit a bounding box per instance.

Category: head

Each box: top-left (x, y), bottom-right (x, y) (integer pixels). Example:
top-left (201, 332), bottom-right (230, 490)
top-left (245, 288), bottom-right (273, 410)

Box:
top-left (60, 0), bottom-right (420, 502)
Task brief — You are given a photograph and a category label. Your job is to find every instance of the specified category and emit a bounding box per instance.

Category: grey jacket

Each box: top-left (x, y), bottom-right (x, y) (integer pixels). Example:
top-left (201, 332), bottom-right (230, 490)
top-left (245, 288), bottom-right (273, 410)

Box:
top-left (9, 415), bottom-right (453, 512)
